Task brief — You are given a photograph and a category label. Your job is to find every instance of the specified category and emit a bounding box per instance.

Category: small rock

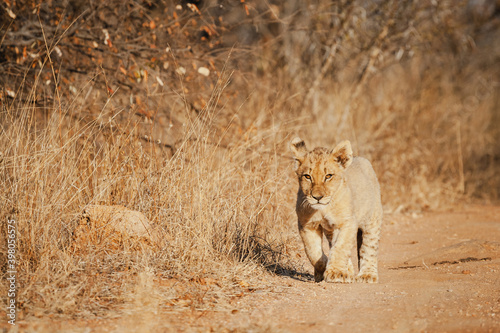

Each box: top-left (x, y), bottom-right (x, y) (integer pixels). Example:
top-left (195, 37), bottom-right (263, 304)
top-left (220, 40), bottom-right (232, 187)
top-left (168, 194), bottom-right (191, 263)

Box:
top-left (72, 205), bottom-right (155, 253)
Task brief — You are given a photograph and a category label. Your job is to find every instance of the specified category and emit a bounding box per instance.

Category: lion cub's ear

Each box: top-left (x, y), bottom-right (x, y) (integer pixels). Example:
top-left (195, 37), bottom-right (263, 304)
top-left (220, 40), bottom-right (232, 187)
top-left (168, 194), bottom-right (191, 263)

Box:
top-left (290, 137), bottom-right (308, 165)
top-left (331, 140), bottom-right (353, 169)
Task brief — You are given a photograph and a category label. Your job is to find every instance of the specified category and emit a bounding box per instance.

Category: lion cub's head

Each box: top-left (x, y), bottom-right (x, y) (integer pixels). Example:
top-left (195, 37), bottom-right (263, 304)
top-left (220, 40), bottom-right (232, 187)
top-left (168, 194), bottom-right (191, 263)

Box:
top-left (290, 137), bottom-right (353, 209)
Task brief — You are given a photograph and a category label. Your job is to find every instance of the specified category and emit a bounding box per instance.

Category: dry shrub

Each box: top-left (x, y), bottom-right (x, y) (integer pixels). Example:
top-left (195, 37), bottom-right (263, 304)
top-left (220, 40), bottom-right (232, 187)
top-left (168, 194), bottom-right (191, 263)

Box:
top-left (0, 72), bottom-right (296, 318)
top-left (293, 53), bottom-right (499, 211)
top-left (240, 0), bottom-right (500, 211)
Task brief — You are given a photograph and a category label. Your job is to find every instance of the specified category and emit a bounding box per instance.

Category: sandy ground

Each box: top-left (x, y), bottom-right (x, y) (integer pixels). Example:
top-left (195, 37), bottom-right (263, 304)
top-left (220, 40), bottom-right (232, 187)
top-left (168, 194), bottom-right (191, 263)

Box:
top-left (6, 205), bottom-right (500, 332)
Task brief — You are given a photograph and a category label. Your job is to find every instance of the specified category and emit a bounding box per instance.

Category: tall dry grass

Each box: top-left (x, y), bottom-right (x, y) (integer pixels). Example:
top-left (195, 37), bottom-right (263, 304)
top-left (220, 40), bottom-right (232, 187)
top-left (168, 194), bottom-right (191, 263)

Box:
top-left (0, 71), bottom-right (298, 318)
top-left (291, 56), bottom-right (499, 211)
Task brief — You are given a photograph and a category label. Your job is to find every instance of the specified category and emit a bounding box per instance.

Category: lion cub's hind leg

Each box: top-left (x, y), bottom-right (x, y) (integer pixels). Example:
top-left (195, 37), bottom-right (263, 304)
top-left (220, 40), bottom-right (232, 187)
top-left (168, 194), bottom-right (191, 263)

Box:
top-left (355, 217), bottom-right (382, 283)
top-left (323, 228), bottom-right (335, 249)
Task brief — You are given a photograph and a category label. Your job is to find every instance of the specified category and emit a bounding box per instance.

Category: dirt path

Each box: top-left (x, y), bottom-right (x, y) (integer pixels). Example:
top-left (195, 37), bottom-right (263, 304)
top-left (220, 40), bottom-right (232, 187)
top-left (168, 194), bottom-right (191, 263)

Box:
top-left (11, 205), bottom-right (500, 332)
top-left (195, 205), bottom-right (500, 332)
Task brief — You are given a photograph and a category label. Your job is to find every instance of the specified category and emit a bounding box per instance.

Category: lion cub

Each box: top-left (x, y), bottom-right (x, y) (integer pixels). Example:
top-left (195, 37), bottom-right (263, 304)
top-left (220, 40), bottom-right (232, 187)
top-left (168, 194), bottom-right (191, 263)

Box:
top-left (290, 138), bottom-right (382, 283)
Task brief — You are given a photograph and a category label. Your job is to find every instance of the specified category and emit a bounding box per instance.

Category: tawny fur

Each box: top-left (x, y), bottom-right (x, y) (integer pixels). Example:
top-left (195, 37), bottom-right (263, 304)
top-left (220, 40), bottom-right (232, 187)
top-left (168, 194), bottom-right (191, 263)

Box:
top-left (290, 137), bottom-right (383, 283)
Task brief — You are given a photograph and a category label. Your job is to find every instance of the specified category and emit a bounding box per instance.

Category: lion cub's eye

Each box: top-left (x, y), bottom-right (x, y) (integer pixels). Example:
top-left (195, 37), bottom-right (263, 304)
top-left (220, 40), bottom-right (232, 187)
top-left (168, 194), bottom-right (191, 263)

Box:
top-left (303, 174), bottom-right (312, 181)
top-left (325, 174), bottom-right (334, 180)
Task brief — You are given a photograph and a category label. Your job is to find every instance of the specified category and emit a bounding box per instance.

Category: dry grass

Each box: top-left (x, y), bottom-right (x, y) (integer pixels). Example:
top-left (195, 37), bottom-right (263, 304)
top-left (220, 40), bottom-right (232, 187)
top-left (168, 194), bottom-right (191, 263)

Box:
top-left (0, 70), bottom-right (299, 320)
top-left (0, 0), bottom-right (499, 324)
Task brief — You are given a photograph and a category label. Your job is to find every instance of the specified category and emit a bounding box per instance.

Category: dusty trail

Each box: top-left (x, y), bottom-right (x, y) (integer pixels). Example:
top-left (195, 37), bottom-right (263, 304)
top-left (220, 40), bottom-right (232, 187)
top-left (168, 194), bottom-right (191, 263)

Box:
top-left (12, 205), bottom-right (500, 332)
top-left (200, 205), bottom-right (500, 332)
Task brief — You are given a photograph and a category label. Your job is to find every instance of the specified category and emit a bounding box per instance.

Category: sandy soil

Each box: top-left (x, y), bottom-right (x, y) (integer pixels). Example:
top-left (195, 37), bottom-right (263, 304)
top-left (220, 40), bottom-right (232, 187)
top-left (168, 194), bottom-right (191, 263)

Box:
top-left (7, 205), bottom-right (500, 332)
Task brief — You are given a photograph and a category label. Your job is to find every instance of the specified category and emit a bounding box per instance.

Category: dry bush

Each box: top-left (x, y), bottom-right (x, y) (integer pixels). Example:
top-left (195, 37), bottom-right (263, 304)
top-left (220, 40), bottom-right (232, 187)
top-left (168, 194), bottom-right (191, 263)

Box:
top-left (235, 0), bottom-right (500, 210)
top-left (0, 72), bottom-right (298, 317)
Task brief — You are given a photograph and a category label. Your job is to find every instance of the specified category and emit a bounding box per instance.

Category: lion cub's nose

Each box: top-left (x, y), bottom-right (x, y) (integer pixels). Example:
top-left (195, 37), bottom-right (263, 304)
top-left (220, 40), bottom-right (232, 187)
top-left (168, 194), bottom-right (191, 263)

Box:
top-left (312, 195), bottom-right (323, 202)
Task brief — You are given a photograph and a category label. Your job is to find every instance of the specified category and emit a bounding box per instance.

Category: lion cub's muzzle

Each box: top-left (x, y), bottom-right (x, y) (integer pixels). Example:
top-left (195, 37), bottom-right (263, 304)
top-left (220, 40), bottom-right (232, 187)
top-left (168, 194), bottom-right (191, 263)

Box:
top-left (307, 194), bottom-right (331, 207)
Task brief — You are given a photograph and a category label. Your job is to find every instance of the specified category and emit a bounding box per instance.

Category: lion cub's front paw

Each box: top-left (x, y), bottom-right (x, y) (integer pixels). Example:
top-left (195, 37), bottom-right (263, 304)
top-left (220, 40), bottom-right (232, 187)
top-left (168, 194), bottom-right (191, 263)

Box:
top-left (355, 272), bottom-right (379, 283)
top-left (324, 267), bottom-right (354, 283)
top-left (314, 271), bottom-right (324, 282)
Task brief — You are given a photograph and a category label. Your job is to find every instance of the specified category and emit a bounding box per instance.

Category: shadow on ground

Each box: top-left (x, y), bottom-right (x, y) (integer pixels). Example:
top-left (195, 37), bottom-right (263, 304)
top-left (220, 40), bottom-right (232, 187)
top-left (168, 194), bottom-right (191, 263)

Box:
top-left (265, 264), bottom-right (314, 282)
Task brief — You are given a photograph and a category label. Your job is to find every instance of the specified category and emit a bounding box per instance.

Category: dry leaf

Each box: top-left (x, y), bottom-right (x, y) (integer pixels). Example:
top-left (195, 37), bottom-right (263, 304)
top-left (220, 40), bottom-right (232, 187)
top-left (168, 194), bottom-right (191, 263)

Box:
top-left (186, 3), bottom-right (201, 14)
top-left (6, 7), bottom-right (16, 19)
top-left (54, 46), bottom-right (62, 57)
top-left (198, 67), bottom-right (210, 77)
top-left (238, 280), bottom-right (249, 288)
top-left (6, 89), bottom-right (15, 98)
top-left (176, 67), bottom-right (186, 76)
top-left (156, 76), bottom-right (164, 87)
top-left (102, 29), bottom-right (112, 47)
